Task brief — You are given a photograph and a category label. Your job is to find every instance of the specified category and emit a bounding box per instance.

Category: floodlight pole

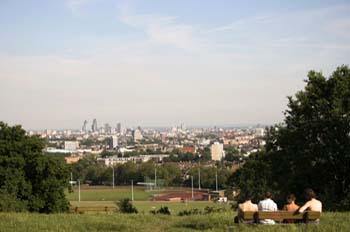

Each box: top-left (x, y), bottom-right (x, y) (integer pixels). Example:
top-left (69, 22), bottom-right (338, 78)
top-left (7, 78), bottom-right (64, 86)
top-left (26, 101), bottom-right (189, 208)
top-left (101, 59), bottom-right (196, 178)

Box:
top-left (198, 163), bottom-right (201, 190)
top-left (112, 166), bottom-right (115, 189)
top-left (215, 170), bottom-right (218, 191)
top-left (154, 167), bottom-right (157, 189)
top-left (191, 176), bottom-right (194, 199)
top-left (78, 179), bottom-right (81, 202)
top-left (70, 172), bottom-right (73, 187)
top-left (131, 180), bottom-right (134, 201)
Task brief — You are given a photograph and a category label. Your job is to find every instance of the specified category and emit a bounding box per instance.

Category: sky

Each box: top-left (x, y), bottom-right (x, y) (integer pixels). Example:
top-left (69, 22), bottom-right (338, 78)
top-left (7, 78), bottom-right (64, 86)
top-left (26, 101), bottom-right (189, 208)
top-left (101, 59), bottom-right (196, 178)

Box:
top-left (1, 0), bottom-right (350, 129)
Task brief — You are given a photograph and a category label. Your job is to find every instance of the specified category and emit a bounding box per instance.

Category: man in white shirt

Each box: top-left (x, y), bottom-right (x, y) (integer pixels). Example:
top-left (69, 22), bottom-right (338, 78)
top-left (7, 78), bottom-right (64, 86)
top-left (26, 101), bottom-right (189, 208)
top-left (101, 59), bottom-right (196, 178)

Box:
top-left (258, 191), bottom-right (278, 224)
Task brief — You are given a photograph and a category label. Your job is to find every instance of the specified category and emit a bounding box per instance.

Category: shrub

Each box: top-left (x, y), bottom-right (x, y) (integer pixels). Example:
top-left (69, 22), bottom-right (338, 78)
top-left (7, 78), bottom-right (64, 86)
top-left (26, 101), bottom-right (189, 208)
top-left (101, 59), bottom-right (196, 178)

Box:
top-left (150, 206), bottom-right (171, 215)
top-left (116, 199), bottom-right (138, 214)
top-left (178, 208), bottom-right (201, 216)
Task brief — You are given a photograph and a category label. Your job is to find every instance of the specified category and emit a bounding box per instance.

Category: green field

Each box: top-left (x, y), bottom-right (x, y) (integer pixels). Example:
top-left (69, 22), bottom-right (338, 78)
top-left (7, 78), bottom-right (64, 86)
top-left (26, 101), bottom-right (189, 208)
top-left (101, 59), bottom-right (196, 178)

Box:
top-left (0, 212), bottom-right (349, 232)
top-left (66, 188), bottom-right (153, 201)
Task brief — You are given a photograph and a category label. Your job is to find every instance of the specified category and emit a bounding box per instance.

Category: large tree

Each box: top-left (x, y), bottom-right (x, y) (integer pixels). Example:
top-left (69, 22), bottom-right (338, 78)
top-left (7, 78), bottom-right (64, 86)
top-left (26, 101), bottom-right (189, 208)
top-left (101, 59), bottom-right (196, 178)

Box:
top-left (0, 122), bottom-right (70, 213)
top-left (230, 65), bottom-right (350, 210)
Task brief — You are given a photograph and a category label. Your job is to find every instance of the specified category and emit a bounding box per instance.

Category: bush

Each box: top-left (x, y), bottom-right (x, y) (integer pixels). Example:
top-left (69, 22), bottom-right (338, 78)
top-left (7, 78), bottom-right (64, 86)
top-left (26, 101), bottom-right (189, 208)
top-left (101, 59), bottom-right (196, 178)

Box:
top-left (150, 206), bottom-right (171, 215)
top-left (116, 199), bottom-right (138, 214)
top-left (178, 208), bottom-right (201, 216)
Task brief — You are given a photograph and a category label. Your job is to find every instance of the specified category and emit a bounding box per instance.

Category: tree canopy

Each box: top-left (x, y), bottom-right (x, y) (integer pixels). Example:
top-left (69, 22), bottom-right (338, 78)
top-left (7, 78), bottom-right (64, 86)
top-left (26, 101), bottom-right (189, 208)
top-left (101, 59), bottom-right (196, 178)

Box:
top-left (230, 65), bottom-right (350, 210)
top-left (0, 122), bottom-right (70, 213)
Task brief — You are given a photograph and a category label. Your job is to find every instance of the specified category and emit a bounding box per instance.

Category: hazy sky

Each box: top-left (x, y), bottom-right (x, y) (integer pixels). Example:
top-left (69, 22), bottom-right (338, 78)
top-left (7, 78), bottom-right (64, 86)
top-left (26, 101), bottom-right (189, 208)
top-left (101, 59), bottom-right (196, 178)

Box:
top-left (1, 0), bottom-right (350, 129)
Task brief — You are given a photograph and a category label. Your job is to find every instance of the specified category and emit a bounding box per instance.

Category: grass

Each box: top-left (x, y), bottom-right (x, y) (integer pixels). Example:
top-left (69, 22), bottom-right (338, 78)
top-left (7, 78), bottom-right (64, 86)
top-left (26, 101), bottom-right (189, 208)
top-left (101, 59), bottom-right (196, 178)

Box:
top-left (66, 188), bottom-right (152, 201)
top-left (2, 189), bottom-right (348, 231)
top-left (0, 212), bottom-right (349, 232)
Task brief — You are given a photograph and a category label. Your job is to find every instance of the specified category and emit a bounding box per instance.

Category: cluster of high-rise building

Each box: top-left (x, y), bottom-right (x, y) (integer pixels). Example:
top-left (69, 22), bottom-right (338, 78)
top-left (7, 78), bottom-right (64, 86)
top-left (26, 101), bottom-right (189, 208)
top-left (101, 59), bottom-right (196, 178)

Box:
top-left (29, 120), bottom-right (266, 165)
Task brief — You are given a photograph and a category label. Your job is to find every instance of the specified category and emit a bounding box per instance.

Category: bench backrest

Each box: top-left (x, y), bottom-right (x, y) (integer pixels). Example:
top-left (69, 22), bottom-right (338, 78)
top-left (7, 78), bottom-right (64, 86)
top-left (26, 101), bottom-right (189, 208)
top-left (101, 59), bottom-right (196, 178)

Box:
top-left (69, 206), bottom-right (117, 213)
top-left (242, 211), bottom-right (321, 220)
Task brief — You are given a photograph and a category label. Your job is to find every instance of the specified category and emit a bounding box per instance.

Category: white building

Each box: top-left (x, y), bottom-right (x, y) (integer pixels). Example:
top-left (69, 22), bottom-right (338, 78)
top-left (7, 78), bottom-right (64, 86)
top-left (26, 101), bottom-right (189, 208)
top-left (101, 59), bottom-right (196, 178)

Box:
top-left (64, 141), bottom-right (79, 151)
top-left (133, 129), bottom-right (143, 141)
top-left (255, 128), bottom-right (265, 137)
top-left (210, 142), bottom-right (225, 161)
top-left (109, 135), bottom-right (118, 149)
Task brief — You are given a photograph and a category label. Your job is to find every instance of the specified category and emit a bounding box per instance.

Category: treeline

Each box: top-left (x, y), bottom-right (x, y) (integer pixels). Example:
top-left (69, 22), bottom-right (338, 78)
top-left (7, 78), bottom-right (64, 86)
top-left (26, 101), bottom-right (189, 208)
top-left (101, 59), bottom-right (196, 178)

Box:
top-left (70, 156), bottom-right (232, 190)
top-left (230, 66), bottom-right (350, 211)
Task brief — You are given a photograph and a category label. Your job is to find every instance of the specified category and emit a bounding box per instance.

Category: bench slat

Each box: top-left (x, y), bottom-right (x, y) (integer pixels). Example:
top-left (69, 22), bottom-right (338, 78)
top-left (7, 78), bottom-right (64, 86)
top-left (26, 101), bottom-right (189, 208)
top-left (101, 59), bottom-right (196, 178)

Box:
top-left (242, 211), bottom-right (321, 220)
top-left (69, 207), bottom-right (117, 213)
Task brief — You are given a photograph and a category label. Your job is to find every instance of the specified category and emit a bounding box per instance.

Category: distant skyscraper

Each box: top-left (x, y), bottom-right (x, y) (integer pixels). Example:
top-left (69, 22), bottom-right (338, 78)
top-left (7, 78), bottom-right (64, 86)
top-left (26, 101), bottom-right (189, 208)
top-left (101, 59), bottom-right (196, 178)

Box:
top-left (82, 120), bottom-right (88, 133)
top-left (117, 122), bottom-right (125, 135)
top-left (92, 119), bottom-right (98, 132)
top-left (108, 135), bottom-right (118, 149)
top-left (105, 123), bottom-right (112, 134)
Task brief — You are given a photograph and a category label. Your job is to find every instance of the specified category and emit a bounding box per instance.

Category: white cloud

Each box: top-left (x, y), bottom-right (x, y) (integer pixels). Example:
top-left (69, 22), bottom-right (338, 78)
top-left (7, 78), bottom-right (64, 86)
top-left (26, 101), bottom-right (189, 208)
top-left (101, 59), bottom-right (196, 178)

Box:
top-left (119, 4), bottom-right (199, 51)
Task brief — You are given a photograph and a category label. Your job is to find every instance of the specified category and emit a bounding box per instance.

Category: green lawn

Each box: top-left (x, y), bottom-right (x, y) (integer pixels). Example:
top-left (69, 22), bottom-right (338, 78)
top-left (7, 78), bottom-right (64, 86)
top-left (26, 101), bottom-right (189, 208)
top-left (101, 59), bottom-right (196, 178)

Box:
top-left (66, 188), bottom-right (152, 201)
top-left (0, 212), bottom-right (349, 232)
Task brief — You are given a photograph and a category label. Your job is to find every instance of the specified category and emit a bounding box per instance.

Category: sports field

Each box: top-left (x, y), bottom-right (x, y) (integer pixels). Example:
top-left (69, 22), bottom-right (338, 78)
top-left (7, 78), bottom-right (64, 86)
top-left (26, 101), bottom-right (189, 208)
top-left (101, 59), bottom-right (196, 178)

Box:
top-left (66, 187), bottom-right (152, 201)
top-left (70, 200), bottom-right (227, 214)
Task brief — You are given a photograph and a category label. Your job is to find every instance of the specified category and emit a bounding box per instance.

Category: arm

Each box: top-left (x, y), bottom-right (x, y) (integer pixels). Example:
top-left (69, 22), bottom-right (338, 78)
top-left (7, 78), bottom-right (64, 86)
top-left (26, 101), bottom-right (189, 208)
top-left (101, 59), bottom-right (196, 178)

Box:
top-left (298, 201), bottom-right (310, 213)
top-left (258, 202), bottom-right (262, 211)
top-left (273, 203), bottom-right (278, 211)
top-left (283, 205), bottom-right (287, 211)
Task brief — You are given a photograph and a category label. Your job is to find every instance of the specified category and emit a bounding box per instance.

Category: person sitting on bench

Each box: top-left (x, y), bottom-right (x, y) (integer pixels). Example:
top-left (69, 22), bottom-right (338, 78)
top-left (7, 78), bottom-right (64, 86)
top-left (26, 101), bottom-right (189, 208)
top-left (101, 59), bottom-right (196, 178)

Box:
top-left (283, 194), bottom-right (299, 212)
top-left (283, 194), bottom-right (299, 223)
top-left (298, 188), bottom-right (322, 223)
top-left (258, 191), bottom-right (278, 224)
top-left (234, 192), bottom-right (258, 223)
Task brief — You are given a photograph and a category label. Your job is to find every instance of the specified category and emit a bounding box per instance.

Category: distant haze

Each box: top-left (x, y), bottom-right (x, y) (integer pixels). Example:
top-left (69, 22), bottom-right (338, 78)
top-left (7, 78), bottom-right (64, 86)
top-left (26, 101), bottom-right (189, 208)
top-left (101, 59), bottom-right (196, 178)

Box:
top-left (1, 0), bottom-right (350, 129)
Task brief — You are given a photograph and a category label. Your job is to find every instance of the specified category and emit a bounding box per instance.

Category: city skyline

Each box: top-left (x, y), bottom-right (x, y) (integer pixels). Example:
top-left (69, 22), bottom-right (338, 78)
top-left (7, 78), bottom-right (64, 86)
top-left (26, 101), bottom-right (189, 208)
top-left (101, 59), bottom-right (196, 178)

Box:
top-left (1, 0), bottom-right (350, 129)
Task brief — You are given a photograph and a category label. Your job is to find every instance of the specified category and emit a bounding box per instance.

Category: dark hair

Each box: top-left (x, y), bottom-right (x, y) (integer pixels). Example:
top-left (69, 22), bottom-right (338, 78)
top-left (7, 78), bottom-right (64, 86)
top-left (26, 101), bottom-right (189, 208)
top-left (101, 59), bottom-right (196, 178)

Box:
top-left (245, 192), bottom-right (254, 201)
top-left (265, 191), bottom-right (272, 198)
top-left (304, 188), bottom-right (316, 200)
top-left (287, 194), bottom-right (296, 201)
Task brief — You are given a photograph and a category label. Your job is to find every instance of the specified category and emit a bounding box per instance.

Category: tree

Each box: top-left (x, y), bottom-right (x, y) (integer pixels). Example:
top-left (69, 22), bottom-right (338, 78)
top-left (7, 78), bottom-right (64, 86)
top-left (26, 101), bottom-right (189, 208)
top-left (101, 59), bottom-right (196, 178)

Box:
top-left (0, 122), bottom-right (69, 213)
top-left (230, 65), bottom-right (350, 210)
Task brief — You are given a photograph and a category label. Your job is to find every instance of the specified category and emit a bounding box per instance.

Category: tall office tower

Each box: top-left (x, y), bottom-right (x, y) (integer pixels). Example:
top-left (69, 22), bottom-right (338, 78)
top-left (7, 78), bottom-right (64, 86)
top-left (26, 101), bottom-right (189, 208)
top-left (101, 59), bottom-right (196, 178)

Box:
top-left (82, 120), bottom-right (88, 133)
top-left (105, 123), bottom-right (112, 134)
top-left (117, 123), bottom-right (124, 134)
top-left (210, 142), bottom-right (225, 161)
top-left (108, 135), bottom-right (118, 149)
top-left (92, 119), bottom-right (98, 132)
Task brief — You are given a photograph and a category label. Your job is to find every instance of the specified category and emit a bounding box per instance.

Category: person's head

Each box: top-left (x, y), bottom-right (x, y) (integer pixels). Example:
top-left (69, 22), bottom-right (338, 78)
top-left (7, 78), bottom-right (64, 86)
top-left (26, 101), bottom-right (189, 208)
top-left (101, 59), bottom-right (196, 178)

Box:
top-left (287, 194), bottom-right (296, 204)
top-left (265, 191), bottom-right (272, 199)
top-left (245, 192), bottom-right (254, 201)
top-left (304, 188), bottom-right (316, 201)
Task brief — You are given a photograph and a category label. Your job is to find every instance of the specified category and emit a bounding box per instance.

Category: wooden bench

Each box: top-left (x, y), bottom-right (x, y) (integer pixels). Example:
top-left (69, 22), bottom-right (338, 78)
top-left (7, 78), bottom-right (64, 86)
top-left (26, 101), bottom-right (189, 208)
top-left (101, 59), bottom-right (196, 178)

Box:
top-left (236, 211), bottom-right (321, 224)
top-left (69, 206), bottom-right (117, 214)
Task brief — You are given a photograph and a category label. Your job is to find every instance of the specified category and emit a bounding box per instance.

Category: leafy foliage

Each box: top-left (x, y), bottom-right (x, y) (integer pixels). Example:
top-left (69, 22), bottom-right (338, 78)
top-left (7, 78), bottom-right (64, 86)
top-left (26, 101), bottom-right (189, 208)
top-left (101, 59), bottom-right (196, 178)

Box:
top-left (117, 199), bottom-right (138, 214)
top-left (0, 122), bottom-right (69, 213)
top-left (150, 206), bottom-right (171, 215)
top-left (229, 65), bottom-right (350, 210)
